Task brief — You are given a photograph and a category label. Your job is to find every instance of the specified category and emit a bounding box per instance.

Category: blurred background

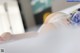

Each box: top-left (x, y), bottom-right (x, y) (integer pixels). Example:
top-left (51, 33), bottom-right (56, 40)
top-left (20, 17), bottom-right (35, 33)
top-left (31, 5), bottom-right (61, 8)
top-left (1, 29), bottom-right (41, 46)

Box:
top-left (0, 0), bottom-right (79, 34)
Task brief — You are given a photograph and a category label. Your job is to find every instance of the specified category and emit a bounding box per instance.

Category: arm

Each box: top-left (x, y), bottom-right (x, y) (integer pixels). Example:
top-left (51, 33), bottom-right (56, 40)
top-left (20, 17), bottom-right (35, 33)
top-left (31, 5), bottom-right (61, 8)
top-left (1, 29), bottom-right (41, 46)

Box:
top-left (0, 12), bottom-right (69, 41)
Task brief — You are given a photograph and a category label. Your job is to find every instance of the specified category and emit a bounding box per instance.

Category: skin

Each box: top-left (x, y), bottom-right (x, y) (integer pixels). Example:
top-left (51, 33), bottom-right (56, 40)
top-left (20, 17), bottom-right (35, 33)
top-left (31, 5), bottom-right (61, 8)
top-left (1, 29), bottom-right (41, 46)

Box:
top-left (0, 12), bottom-right (69, 42)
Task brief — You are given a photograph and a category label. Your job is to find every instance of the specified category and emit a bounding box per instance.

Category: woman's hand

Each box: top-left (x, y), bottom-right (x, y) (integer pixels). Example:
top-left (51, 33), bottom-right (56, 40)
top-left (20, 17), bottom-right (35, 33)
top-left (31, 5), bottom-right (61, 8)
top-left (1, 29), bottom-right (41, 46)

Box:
top-left (0, 32), bottom-right (12, 41)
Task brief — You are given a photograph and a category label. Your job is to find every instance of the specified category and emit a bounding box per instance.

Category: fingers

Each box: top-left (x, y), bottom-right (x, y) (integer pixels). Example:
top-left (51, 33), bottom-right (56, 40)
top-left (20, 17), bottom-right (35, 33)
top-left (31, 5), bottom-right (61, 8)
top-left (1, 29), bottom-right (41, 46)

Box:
top-left (0, 36), bottom-right (4, 41)
top-left (0, 32), bottom-right (12, 41)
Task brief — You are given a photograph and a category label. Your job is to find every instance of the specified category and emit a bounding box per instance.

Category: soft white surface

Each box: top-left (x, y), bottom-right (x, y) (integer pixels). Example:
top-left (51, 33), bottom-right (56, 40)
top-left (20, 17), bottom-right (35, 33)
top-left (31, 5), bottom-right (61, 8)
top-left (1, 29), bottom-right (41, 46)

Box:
top-left (0, 25), bottom-right (80, 53)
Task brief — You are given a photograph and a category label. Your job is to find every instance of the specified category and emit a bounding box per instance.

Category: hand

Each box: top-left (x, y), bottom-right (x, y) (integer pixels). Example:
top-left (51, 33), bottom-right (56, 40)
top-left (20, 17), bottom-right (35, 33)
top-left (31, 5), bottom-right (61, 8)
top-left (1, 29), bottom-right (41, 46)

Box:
top-left (0, 32), bottom-right (12, 41)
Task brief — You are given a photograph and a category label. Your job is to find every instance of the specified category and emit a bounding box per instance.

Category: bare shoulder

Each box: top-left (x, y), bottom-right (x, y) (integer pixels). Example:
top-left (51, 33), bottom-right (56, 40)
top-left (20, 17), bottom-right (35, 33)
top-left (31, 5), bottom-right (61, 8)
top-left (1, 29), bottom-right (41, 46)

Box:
top-left (44, 12), bottom-right (68, 24)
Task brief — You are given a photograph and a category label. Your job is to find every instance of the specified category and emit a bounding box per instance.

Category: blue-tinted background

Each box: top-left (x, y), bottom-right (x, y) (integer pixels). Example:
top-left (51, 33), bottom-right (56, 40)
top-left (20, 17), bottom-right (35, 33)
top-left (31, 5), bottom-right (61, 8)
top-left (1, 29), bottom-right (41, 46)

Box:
top-left (67, 0), bottom-right (80, 2)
